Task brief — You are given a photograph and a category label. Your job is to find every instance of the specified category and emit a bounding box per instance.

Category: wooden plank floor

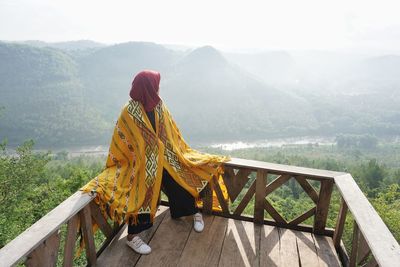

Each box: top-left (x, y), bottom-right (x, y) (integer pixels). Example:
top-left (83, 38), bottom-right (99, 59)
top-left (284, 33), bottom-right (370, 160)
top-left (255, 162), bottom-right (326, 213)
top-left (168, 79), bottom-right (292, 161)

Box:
top-left (97, 206), bottom-right (341, 267)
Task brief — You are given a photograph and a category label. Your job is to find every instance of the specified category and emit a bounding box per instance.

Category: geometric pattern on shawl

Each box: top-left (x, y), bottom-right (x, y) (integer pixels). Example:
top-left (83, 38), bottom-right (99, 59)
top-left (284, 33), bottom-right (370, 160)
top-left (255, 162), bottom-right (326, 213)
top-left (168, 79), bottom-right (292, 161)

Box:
top-left (81, 99), bottom-right (230, 226)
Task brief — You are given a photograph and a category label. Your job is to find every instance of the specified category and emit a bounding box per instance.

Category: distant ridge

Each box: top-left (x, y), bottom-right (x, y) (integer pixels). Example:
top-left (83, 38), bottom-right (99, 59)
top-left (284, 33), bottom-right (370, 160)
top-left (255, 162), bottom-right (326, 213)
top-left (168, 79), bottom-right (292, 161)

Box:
top-left (10, 40), bottom-right (107, 51)
top-left (1, 40), bottom-right (399, 147)
top-left (0, 42), bottom-right (109, 146)
top-left (162, 45), bottom-right (316, 142)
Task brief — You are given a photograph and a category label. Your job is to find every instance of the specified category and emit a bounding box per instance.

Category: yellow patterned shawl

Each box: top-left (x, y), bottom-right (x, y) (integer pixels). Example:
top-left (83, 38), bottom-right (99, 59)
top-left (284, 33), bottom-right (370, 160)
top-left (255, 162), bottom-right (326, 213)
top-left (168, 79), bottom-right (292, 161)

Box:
top-left (81, 99), bottom-right (230, 225)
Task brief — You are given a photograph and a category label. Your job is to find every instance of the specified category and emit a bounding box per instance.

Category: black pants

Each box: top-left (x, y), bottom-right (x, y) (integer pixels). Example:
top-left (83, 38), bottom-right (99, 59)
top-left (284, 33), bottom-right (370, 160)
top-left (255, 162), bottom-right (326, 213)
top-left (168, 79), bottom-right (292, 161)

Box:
top-left (127, 169), bottom-right (198, 234)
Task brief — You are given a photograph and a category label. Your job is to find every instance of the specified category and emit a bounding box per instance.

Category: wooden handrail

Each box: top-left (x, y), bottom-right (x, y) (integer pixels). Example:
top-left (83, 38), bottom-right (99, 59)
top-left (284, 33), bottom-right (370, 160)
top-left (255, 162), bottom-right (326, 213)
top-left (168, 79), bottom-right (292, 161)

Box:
top-left (334, 174), bottom-right (400, 266)
top-left (206, 158), bottom-right (339, 236)
top-left (0, 191), bottom-right (94, 267)
top-left (1, 158), bottom-right (399, 267)
top-left (226, 157), bottom-right (345, 179)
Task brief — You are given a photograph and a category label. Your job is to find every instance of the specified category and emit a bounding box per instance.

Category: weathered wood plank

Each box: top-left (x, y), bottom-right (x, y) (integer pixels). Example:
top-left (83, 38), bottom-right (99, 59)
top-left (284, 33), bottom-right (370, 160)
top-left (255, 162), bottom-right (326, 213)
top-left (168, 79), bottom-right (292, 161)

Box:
top-left (264, 199), bottom-right (286, 224)
top-left (225, 158), bottom-right (343, 179)
top-left (295, 231), bottom-right (319, 267)
top-left (25, 230), bottom-right (61, 267)
top-left (313, 235), bottom-right (341, 267)
top-left (313, 180), bottom-right (333, 234)
top-left (97, 205), bottom-right (169, 267)
top-left (212, 175), bottom-right (230, 215)
top-left (333, 198), bottom-right (348, 250)
top-left (254, 170), bottom-right (267, 224)
top-left (294, 176), bottom-right (319, 204)
top-left (338, 240), bottom-right (350, 267)
top-left (279, 229), bottom-right (300, 267)
top-left (177, 216), bottom-right (227, 267)
top-left (63, 215), bottom-right (79, 267)
top-left (0, 191), bottom-right (94, 267)
top-left (349, 222), bottom-right (359, 267)
top-left (79, 205), bottom-right (97, 266)
top-left (89, 201), bottom-right (113, 238)
top-left (357, 232), bottom-right (371, 265)
top-left (98, 208), bottom-right (341, 267)
top-left (219, 218), bottom-right (261, 267)
top-left (223, 167), bottom-right (252, 203)
top-left (233, 180), bottom-right (256, 216)
top-left (222, 167), bottom-right (236, 201)
top-left (211, 210), bottom-right (334, 237)
top-left (335, 174), bottom-right (400, 266)
top-left (201, 183), bottom-right (213, 215)
top-left (135, 211), bottom-right (193, 266)
top-left (260, 225), bottom-right (281, 266)
top-left (289, 207), bottom-right (315, 226)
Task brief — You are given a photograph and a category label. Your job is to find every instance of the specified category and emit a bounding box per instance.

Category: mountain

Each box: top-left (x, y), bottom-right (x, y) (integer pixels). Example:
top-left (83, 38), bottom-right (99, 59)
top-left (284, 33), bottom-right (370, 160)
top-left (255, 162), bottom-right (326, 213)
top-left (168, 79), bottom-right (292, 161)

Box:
top-left (0, 41), bottom-right (399, 147)
top-left (18, 40), bottom-right (106, 51)
top-left (224, 50), bottom-right (400, 137)
top-left (0, 43), bottom-right (110, 147)
top-left (77, 42), bottom-right (181, 120)
top-left (161, 46), bottom-right (317, 142)
top-left (225, 51), bottom-right (299, 87)
top-left (357, 55), bottom-right (400, 86)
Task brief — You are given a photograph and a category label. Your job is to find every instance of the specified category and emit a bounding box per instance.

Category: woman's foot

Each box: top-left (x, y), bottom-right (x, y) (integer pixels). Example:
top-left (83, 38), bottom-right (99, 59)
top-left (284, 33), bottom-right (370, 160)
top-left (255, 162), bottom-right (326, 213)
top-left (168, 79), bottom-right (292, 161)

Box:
top-left (126, 236), bottom-right (152, 254)
top-left (193, 212), bottom-right (204, 233)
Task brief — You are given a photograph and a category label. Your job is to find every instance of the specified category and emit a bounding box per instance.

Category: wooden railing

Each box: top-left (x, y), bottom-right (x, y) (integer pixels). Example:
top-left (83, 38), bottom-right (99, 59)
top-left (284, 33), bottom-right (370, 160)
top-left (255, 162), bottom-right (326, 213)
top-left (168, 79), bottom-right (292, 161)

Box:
top-left (0, 158), bottom-right (399, 266)
top-left (334, 174), bottom-right (400, 266)
top-left (0, 191), bottom-right (124, 267)
top-left (202, 158), bottom-right (342, 236)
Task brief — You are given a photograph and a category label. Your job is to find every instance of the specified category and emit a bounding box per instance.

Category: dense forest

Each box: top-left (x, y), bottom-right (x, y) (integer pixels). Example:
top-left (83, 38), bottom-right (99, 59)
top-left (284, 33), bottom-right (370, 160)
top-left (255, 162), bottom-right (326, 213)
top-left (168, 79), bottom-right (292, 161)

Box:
top-left (0, 139), bottom-right (399, 265)
top-left (0, 40), bottom-right (399, 264)
top-left (1, 41), bottom-right (400, 146)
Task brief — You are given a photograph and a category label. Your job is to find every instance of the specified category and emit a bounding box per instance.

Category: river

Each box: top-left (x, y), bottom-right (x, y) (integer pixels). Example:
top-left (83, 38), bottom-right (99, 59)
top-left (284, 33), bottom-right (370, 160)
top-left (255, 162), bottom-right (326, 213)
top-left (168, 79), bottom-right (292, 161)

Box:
top-left (51, 136), bottom-right (335, 157)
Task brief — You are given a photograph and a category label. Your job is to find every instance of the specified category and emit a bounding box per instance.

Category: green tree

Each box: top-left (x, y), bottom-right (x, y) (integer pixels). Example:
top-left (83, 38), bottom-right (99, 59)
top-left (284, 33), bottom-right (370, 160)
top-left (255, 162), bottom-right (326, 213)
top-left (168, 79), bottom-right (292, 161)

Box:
top-left (0, 140), bottom-right (50, 246)
top-left (372, 184), bottom-right (400, 241)
top-left (359, 159), bottom-right (386, 191)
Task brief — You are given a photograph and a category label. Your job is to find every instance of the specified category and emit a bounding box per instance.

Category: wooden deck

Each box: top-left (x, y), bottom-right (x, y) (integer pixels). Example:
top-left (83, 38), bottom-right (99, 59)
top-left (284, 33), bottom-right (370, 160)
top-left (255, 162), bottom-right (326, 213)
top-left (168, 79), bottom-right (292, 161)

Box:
top-left (97, 205), bottom-right (341, 267)
top-left (4, 158), bottom-right (398, 266)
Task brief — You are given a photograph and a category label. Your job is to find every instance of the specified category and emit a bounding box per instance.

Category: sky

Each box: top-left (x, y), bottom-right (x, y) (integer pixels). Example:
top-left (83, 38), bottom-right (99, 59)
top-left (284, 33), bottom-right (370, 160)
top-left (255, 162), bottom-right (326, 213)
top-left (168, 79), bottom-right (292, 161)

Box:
top-left (1, 0), bottom-right (400, 51)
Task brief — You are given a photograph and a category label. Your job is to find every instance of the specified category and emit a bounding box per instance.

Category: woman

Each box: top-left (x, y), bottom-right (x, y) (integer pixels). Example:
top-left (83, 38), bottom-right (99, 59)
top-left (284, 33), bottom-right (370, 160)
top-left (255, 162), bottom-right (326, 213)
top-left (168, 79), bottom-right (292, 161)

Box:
top-left (81, 70), bottom-right (229, 255)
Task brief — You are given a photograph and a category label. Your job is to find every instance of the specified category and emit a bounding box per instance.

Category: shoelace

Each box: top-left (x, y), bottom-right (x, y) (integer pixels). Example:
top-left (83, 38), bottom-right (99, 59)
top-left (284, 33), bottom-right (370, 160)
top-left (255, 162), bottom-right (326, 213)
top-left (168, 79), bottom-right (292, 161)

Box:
top-left (194, 213), bottom-right (203, 224)
top-left (132, 237), bottom-right (145, 248)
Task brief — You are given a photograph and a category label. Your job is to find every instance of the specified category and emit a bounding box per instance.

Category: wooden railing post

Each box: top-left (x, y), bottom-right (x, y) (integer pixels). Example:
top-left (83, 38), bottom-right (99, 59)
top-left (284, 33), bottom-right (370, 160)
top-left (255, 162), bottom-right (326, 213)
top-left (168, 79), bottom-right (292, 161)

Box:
top-left (89, 201), bottom-right (113, 238)
top-left (25, 230), bottom-right (61, 267)
top-left (357, 233), bottom-right (373, 265)
top-left (63, 215), bottom-right (79, 267)
top-left (254, 169), bottom-right (267, 224)
top-left (201, 183), bottom-right (213, 215)
top-left (333, 198), bottom-right (348, 250)
top-left (79, 205), bottom-right (97, 266)
top-left (349, 222), bottom-right (360, 267)
top-left (212, 175), bottom-right (230, 215)
top-left (313, 180), bottom-right (334, 234)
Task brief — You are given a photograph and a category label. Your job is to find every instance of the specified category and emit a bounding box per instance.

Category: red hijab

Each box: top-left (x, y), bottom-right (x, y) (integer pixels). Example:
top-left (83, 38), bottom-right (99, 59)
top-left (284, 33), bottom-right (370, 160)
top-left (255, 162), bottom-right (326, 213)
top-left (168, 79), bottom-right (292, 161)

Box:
top-left (129, 70), bottom-right (161, 112)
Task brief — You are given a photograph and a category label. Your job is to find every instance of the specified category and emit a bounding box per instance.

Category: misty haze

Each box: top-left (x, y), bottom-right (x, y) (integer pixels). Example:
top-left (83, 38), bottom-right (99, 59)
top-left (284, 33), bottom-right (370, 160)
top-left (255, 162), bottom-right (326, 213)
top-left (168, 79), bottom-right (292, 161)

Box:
top-left (1, 1), bottom-right (400, 266)
top-left (0, 40), bottom-right (399, 150)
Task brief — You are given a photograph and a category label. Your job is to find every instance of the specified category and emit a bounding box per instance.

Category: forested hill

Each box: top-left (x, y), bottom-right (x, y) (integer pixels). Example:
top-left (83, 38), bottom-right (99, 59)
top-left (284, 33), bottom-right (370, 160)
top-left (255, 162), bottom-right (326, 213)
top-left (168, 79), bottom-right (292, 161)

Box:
top-left (0, 41), bottom-right (399, 147)
top-left (0, 42), bottom-right (109, 147)
top-left (161, 46), bottom-right (315, 142)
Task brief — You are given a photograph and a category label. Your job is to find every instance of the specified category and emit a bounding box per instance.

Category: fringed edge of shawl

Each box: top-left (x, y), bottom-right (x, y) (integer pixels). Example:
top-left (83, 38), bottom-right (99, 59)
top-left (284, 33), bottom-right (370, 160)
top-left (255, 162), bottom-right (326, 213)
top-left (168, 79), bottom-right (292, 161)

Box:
top-left (75, 190), bottom-right (158, 258)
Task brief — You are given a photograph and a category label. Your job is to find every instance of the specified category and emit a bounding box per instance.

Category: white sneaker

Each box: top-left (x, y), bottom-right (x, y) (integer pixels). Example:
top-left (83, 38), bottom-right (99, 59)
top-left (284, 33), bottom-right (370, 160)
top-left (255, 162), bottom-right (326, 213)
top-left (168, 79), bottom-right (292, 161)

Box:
top-left (126, 236), bottom-right (152, 254)
top-left (193, 212), bottom-right (204, 233)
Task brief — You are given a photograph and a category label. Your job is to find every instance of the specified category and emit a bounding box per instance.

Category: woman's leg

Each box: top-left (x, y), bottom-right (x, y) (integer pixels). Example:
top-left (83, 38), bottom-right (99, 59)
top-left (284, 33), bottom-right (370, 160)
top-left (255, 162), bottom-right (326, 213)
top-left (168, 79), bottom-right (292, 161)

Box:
top-left (126, 215), bottom-right (153, 254)
top-left (127, 214), bottom-right (153, 239)
top-left (161, 169), bottom-right (198, 218)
